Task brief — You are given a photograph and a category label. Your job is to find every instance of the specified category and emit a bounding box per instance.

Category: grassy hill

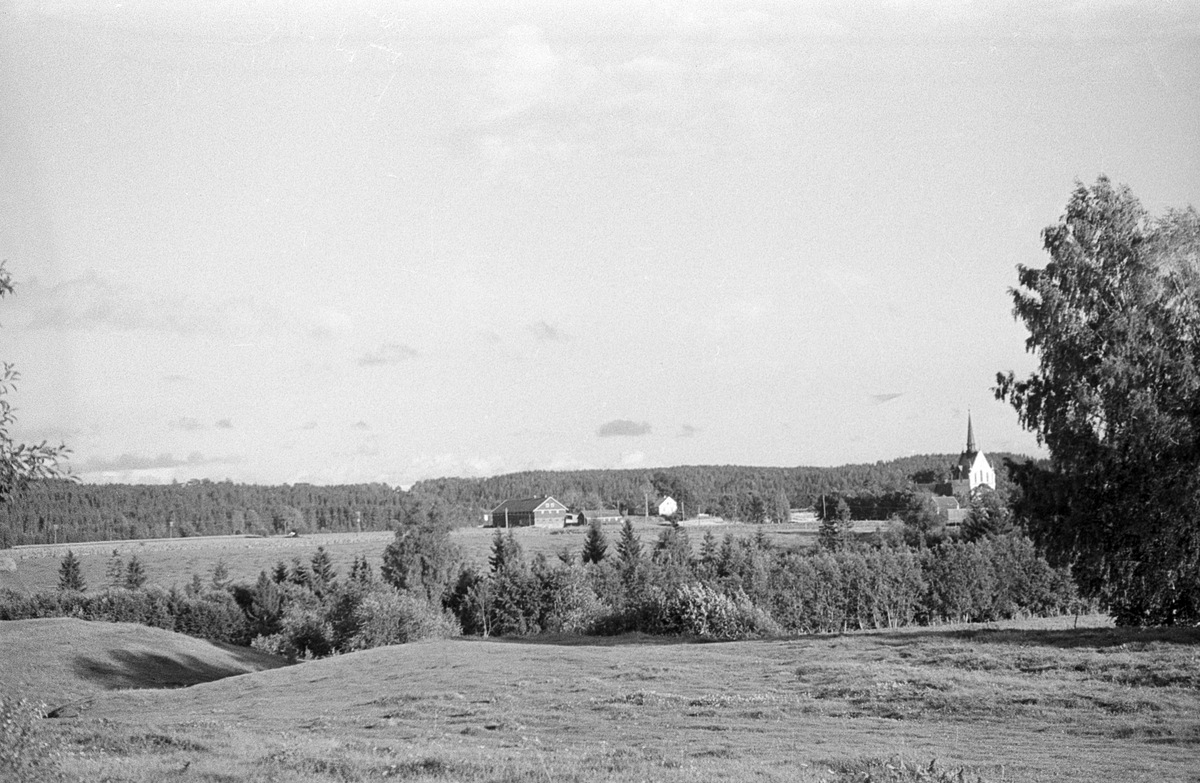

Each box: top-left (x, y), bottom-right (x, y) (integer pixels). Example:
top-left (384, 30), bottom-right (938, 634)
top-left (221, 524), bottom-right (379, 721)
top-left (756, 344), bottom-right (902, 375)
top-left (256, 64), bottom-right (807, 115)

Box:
top-left (0, 617), bottom-right (287, 711)
top-left (8, 615), bottom-right (1199, 782)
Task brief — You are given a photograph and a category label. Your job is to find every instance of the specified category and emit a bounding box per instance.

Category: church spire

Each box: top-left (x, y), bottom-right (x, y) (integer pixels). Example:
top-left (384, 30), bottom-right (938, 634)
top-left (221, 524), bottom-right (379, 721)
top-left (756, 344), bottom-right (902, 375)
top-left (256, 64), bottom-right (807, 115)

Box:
top-left (965, 410), bottom-right (976, 453)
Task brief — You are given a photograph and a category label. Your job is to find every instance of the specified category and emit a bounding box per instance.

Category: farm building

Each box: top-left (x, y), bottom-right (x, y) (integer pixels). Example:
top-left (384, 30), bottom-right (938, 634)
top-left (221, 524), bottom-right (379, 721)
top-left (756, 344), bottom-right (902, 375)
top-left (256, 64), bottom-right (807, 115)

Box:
top-left (578, 508), bottom-right (622, 526)
top-left (485, 496), bottom-right (569, 528)
top-left (657, 496), bottom-right (678, 517)
top-left (929, 495), bottom-right (968, 528)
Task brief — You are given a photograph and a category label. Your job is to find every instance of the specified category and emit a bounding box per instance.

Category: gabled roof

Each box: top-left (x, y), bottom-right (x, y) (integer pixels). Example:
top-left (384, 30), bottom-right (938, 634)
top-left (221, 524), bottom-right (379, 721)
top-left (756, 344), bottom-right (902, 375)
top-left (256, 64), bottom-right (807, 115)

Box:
top-left (490, 496), bottom-right (563, 514)
top-left (929, 496), bottom-right (961, 511)
top-left (581, 508), bottom-right (621, 517)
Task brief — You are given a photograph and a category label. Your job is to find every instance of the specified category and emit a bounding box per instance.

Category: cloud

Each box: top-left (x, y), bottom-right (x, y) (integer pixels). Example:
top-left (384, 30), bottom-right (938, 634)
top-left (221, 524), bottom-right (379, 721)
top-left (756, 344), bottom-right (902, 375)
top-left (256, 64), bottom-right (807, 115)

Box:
top-left (169, 417), bottom-right (204, 431)
top-left (215, 418), bottom-right (234, 429)
top-left (528, 321), bottom-right (567, 342)
top-left (677, 424), bottom-right (698, 438)
top-left (307, 308), bottom-right (355, 339)
top-left (162, 374), bottom-right (190, 384)
top-left (21, 272), bottom-right (275, 337)
top-left (353, 420), bottom-right (371, 430)
top-left (870, 393), bottom-right (905, 405)
top-left (358, 342), bottom-right (419, 366)
top-left (621, 451), bottom-right (646, 466)
top-left (485, 25), bottom-right (560, 121)
top-left (598, 419), bottom-right (652, 437)
top-left (77, 451), bottom-right (236, 472)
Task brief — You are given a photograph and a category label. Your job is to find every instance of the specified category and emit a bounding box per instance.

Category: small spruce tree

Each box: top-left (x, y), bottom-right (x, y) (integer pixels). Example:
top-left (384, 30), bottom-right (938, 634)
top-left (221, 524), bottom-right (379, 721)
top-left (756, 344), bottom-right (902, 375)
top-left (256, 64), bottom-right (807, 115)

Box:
top-left (123, 555), bottom-right (147, 589)
top-left (310, 546), bottom-right (337, 593)
top-left (105, 550), bottom-right (125, 588)
top-left (616, 519), bottom-right (642, 564)
top-left (581, 520), bottom-right (608, 564)
top-left (349, 554), bottom-right (374, 585)
top-left (210, 558), bottom-right (231, 590)
top-left (58, 550), bottom-right (85, 592)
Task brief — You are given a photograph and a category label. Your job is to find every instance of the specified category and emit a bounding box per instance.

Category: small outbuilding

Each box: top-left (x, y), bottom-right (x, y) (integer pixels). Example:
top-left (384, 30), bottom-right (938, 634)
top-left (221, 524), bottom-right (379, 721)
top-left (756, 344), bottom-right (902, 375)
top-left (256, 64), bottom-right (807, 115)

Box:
top-left (657, 496), bottom-right (678, 517)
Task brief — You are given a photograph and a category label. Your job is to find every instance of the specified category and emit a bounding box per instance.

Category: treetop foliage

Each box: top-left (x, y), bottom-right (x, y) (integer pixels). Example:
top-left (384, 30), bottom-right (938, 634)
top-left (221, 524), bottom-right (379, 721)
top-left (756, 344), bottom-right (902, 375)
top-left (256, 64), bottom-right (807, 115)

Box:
top-left (0, 261), bottom-right (70, 510)
top-left (997, 176), bottom-right (1200, 625)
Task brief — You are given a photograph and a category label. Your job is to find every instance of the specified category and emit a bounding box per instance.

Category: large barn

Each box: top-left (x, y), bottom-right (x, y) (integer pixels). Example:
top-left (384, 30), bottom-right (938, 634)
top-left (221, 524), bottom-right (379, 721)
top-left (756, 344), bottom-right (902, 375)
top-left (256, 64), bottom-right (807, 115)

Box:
top-left (484, 496), bottom-right (569, 528)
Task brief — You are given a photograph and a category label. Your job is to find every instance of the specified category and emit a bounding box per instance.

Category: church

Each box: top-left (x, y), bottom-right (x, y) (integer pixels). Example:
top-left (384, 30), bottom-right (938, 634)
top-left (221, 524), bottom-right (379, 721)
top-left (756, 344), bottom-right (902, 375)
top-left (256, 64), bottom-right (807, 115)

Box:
top-left (915, 414), bottom-right (995, 526)
top-left (947, 414), bottom-right (996, 494)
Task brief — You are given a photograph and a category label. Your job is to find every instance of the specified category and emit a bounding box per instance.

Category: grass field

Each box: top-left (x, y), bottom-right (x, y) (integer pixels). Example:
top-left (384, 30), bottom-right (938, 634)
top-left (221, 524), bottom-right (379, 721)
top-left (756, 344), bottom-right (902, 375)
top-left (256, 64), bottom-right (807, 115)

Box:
top-left (5, 517), bottom-right (866, 594)
top-left (4, 614), bottom-right (1200, 782)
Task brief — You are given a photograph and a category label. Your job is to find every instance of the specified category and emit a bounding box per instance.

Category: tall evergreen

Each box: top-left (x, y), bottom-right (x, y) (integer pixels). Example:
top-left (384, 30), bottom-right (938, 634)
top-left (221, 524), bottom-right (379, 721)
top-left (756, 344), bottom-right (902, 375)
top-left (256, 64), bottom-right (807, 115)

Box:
top-left (310, 546), bottom-right (337, 592)
top-left (58, 550), bottom-right (85, 592)
top-left (581, 521), bottom-right (608, 564)
top-left (616, 519), bottom-right (642, 564)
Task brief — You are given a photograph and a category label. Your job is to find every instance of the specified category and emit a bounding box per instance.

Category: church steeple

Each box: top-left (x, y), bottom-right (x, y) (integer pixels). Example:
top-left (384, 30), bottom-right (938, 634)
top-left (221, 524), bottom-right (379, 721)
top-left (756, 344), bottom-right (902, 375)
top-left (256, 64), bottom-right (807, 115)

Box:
top-left (965, 411), bottom-right (976, 454)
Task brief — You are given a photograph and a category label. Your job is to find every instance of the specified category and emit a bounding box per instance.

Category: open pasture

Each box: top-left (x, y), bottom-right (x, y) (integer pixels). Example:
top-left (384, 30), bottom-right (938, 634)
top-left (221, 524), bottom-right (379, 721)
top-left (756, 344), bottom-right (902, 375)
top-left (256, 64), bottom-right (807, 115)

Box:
top-left (5, 614), bottom-right (1199, 782)
top-left (4, 517), bottom-right (857, 593)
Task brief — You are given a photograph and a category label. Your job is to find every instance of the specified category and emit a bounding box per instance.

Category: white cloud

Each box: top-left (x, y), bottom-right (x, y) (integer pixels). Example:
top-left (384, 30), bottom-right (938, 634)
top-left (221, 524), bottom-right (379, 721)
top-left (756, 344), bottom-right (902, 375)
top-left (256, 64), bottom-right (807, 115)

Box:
top-left (485, 25), bottom-right (560, 122)
top-left (168, 417), bottom-right (205, 431)
top-left (598, 419), bottom-right (652, 437)
top-left (358, 342), bottom-right (419, 366)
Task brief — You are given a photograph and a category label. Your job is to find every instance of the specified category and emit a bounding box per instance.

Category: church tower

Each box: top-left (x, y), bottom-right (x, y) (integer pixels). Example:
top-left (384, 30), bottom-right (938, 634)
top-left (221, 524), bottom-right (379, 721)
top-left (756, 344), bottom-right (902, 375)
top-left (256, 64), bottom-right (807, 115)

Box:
top-left (954, 412), bottom-right (995, 491)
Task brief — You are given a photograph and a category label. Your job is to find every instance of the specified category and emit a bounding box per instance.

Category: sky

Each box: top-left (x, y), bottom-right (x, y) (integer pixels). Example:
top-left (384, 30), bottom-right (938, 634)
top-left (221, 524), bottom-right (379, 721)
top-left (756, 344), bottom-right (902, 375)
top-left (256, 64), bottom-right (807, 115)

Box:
top-left (1, 0), bottom-right (1198, 487)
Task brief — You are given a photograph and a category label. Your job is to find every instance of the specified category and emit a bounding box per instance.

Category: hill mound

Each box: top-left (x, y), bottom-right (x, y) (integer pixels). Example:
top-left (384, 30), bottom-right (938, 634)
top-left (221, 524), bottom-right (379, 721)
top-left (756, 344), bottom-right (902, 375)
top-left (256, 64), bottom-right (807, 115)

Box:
top-left (63, 620), bottom-right (1200, 782)
top-left (0, 617), bottom-right (287, 711)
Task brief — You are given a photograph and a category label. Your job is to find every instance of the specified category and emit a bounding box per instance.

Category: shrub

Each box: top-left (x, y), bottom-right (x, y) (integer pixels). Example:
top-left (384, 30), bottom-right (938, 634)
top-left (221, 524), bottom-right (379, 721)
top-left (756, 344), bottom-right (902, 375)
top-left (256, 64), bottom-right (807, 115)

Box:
top-left (85, 588), bottom-right (174, 630)
top-left (347, 588), bottom-right (459, 650)
top-left (653, 582), bottom-right (780, 640)
top-left (169, 590), bottom-right (249, 644)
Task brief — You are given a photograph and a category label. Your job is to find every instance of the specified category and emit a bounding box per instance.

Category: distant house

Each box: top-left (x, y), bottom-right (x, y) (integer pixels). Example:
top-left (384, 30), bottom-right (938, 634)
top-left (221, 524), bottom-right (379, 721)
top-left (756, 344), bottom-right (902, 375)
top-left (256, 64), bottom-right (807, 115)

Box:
top-left (579, 508), bottom-right (622, 526)
top-left (657, 496), bottom-right (678, 517)
top-left (929, 495), bottom-right (968, 528)
top-left (484, 496), bottom-right (569, 528)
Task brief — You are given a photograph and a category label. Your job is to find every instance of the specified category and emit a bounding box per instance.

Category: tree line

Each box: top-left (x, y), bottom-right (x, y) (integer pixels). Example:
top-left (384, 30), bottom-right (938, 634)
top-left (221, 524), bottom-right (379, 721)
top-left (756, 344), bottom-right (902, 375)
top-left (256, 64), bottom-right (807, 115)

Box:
top-left (2, 455), bottom-right (1028, 548)
top-left (0, 514), bottom-right (1081, 655)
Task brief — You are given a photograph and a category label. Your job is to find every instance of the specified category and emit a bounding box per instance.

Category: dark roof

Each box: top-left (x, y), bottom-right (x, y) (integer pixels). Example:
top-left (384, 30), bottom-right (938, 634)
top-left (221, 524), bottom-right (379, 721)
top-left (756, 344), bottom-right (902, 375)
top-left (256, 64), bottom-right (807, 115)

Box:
top-left (490, 496), bottom-right (563, 514)
top-left (929, 496), bottom-right (960, 510)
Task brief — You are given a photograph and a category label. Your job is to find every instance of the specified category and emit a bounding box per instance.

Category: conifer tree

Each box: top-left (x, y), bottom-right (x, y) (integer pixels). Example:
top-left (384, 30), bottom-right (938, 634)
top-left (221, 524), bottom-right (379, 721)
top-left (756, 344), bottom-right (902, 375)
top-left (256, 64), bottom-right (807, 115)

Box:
top-left (581, 520), bottom-right (608, 564)
top-left (248, 570), bottom-right (283, 636)
top-left (699, 530), bottom-right (718, 565)
top-left (616, 519), bottom-right (642, 564)
top-left (105, 550), bottom-right (125, 588)
top-left (210, 558), bottom-right (231, 590)
top-left (488, 529), bottom-right (525, 574)
top-left (349, 555), bottom-right (374, 585)
top-left (310, 546), bottom-right (337, 594)
top-left (123, 555), bottom-right (147, 589)
top-left (185, 573), bottom-right (205, 597)
top-left (58, 550), bottom-right (85, 592)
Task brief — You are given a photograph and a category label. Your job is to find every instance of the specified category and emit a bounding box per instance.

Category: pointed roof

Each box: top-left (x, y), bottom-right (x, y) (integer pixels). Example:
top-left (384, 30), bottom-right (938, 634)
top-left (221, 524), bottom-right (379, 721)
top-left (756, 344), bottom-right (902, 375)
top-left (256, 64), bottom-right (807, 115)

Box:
top-left (489, 496), bottom-right (563, 514)
top-left (965, 411), bottom-right (976, 454)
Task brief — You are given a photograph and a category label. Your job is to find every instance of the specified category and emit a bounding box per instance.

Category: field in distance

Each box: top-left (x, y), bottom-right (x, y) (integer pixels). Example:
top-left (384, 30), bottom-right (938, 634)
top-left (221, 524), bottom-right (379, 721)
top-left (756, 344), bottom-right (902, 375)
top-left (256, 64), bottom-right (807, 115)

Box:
top-left (4, 613), bottom-right (1199, 782)
top-left (6, 517), bottom-right (877, 593)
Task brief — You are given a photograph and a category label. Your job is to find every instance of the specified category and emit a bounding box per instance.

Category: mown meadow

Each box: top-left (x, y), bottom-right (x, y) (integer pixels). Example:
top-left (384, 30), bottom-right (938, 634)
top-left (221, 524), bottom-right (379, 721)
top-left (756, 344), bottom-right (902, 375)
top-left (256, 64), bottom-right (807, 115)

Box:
top-left (3, 614), bottom-right (1199, 782)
